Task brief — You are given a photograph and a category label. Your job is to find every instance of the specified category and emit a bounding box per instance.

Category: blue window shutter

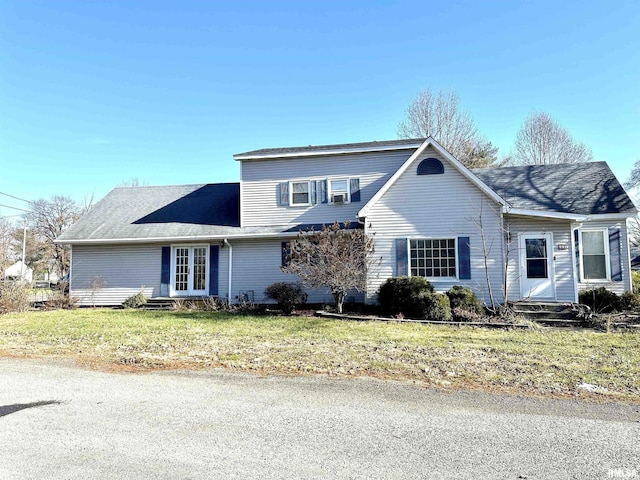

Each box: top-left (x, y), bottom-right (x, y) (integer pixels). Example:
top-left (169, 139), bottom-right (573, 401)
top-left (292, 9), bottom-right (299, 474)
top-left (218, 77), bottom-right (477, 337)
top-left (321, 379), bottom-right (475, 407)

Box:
top-left (310, 181), bottom-right (317, 205)
top-left (281, 241), bottom-right (290, 267)
top-left (160, 246), bottom-right (171, 296)
top-left (278, 182), bottom-right (289, 206)
top-left (458, 237), bottom-right (471, 280)
top-left (350, 178), bottom-right (361, 202)
top-left (609, 228), bottom-right (622, 282)
top-left (209, 245), bottom-right (219, 295)
top-left (574, 229), bottom-right (581, 282)
top-left (396, 238), bottom-right (408, 276)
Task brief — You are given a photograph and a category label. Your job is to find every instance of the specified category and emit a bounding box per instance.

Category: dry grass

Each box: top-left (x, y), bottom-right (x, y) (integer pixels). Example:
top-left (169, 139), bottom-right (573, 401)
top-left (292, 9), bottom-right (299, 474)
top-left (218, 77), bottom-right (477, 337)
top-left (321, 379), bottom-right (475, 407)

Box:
top-left (0, 309), bottom-right (639, 402)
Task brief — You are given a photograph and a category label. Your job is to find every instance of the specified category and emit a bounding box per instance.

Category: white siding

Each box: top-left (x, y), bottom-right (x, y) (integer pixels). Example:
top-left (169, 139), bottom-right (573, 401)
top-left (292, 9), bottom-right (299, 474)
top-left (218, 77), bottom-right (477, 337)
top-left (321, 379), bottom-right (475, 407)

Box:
top-left (240, 150), bottom-right (412, 227)
top-left (576, 219), bottom-right (631, 295)
top-left (505, 216), bottom-right (576, 302)
top-left (71, 244), bottom-right (162, 306)
top-left (365, 147), bottom-right (505, 306)
top-left (224, 238), bottom-right (360, 305)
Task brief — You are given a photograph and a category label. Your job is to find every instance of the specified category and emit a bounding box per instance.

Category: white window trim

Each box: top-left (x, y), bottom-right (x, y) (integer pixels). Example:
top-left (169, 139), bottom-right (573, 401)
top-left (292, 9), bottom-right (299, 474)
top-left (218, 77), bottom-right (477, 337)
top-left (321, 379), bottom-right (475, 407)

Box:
top-left (408, 237), bottom-right (458, 281)
top-left (578, 228), bottom-right (611, 282)
top-left (328, 178), bottom-right (351, 204)
top-left (289, 180), bottom-right (311, 207)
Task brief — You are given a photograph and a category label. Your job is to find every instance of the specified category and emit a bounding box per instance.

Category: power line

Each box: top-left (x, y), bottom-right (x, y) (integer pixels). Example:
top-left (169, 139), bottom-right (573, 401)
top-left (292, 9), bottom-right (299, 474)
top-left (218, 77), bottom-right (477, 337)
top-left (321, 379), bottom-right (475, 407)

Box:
top-left (0, 203), bottom-right (30, 213)
top-left (0, 191), bottom-right (30, 203)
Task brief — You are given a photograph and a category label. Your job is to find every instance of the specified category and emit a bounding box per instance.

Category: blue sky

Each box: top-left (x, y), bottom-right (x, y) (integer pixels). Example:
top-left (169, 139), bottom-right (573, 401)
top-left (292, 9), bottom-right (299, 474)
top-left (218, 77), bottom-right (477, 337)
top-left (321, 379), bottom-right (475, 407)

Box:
top-left (0, 0), bottom-right (638, 216)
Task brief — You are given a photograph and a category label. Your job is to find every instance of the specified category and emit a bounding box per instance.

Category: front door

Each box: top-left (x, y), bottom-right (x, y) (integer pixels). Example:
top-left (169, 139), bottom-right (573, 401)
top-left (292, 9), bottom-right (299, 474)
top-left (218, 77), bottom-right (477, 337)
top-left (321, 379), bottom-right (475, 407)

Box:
top-left (519, 233), bottom-right (555, 299)
top-left (173, 246), bottom-right (208, 296)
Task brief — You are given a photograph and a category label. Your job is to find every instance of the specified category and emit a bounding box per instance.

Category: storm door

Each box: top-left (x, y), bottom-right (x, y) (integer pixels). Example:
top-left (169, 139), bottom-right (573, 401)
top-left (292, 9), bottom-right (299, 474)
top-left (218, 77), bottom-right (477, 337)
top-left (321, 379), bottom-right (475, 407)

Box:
top-left (519, 233), bottom-right (555, 299)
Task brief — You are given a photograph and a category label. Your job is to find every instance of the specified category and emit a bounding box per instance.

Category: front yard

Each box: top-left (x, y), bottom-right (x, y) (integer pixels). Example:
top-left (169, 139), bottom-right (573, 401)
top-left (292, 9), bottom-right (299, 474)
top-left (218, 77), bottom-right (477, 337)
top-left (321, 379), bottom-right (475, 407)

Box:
top-left (0, 309), bottom-right (638, 402)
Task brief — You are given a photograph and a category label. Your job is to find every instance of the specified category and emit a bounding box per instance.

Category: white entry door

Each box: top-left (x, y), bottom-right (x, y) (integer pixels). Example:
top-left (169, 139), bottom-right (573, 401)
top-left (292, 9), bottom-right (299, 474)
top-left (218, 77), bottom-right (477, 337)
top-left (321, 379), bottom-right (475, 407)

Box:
top-left (519, 233), bottom-right (555, 299)
top-left (172, 246), bottom-right (208, 296)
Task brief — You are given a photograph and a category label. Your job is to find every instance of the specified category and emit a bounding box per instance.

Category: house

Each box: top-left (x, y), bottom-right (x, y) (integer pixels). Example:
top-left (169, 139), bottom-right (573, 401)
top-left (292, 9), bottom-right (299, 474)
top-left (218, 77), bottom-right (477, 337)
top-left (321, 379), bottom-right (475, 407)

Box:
top-left (3, 260), bottom-right (33, 283)
top-left (56, 137), bottom-right (637, 307)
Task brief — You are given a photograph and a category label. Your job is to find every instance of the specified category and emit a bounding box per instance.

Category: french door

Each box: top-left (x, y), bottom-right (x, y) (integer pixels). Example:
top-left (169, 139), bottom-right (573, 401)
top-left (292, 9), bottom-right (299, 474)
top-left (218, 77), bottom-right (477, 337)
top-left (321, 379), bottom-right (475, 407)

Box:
top-left (172, 246), bottom-right (208, 296)
top-left (519, 233), bottom-right (555, 299)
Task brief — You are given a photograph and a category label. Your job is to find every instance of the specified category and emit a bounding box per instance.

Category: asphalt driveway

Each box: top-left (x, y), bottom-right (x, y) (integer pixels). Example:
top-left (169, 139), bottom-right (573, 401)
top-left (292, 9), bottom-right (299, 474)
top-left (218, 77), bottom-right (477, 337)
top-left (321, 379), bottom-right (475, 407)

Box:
top-left (0, 358), bottom-right (638, 479)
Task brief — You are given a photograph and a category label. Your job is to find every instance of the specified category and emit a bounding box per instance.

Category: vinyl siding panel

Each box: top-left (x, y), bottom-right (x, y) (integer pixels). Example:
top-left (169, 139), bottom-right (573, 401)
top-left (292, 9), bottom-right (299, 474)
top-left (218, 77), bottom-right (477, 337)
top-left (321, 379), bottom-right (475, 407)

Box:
top-left (71, 244), bottom-right (162, 306)
top-left (576, 219), bottom-right (632, 295)
top-left (366, 147), bottom-right (504, 306)
top-left (225, 238), bottom-right (362, 305)
top-left (504, 216), bottom-right (576, 302)
top-left (240, 150), bottom-right (412, 227)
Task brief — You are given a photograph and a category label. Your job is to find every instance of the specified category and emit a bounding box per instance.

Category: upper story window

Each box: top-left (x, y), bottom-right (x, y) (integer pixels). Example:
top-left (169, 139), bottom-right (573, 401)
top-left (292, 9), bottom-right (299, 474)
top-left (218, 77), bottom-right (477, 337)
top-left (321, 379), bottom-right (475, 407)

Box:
top-left (579, 229), bottom-right (609, 280)
top-left (417, 158), bottom-right (444, 175)
top-left (329, 179), bottom-right (350, 204)
top-left (291, 181), bottom-right (310, 206)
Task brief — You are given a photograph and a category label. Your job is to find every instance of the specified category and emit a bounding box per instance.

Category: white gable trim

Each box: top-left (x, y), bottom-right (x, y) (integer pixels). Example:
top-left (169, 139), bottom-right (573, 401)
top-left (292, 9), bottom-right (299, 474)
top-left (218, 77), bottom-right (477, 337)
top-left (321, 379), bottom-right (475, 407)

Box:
top-left (357, 137), bottom-right (507, 218)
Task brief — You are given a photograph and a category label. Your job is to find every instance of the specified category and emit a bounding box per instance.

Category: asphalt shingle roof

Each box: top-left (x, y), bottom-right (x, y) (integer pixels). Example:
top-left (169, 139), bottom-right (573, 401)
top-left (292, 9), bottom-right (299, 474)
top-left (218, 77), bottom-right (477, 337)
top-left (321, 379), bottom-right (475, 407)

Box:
top-left (57, 158), bottom-right (636, 243)
top-left (234, 138), bottom-right (426, 158)
top-left (472, 162), bottom-right (636, 216)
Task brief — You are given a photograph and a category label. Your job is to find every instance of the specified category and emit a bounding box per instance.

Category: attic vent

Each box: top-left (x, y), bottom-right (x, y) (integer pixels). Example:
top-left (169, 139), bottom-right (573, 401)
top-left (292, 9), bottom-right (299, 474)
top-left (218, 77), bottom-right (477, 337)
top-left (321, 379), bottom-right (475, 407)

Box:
top-left (417, 158), bottom-right (444, 175)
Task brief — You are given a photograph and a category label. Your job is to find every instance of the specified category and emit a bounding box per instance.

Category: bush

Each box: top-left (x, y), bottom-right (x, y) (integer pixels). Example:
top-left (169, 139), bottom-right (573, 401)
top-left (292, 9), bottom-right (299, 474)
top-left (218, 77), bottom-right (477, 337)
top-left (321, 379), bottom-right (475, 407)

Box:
top-left (264, 282), bottom-right (307, 314)
top-left (451, 306), bottom-right (483, 322)
top-left (578, 287), bottom-right (620, 313)
top-left (446, 286), bottom-right (483, 315)
top-left (417, 292), bottom-right (452, 321)
top-left (377, 277), bottom-right (434, 318)
top-left (619, 291), bottom-right (640, 312)
top-left (632, 271), bottom-right (640, 295)
top-left (0, 281), bottom-right (30, 314)
top-left (45, 292), bottom-right (78, 310)
top-left (122, 291), bottom-right (147, 309)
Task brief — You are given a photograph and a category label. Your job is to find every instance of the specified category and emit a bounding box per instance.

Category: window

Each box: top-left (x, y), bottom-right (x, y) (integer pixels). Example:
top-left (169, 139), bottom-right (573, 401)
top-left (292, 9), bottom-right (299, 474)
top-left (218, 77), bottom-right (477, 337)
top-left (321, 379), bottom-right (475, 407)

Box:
top-left (580, 229), bottom-right (609, 280)
top-left (329, 178), bottom-right (350, 203)
top-left (410, 238), bottom-right (457, 279)
top-left (290, 181), bottom-right (310, 206)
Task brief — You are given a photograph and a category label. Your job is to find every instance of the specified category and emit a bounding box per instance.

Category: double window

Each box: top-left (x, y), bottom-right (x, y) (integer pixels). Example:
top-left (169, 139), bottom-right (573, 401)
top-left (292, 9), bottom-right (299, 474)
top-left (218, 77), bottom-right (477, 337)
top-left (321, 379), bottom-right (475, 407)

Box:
top-left (410, 238), bottom-right (457, 279)
top-left (579, 229), bottom-right (609, 280)
top-left (280, 178), bottom-right (360, 206)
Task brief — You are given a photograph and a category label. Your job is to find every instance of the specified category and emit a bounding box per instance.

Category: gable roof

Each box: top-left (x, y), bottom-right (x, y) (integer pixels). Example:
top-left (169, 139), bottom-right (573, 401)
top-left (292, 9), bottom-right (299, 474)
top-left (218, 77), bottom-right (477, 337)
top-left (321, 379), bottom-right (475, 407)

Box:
top-left (234, 138), bottom-right (425, 160)
top-left (473, 162), bottom-right (637, 217)
top-left (357, 137), bottom-right (506, 218)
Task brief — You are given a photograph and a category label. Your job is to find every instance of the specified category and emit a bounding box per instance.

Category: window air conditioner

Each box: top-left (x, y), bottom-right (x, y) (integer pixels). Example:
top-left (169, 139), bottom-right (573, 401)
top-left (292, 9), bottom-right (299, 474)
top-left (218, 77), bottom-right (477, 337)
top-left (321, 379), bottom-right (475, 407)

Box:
top-left (331, 193), bottom-right (346, 204)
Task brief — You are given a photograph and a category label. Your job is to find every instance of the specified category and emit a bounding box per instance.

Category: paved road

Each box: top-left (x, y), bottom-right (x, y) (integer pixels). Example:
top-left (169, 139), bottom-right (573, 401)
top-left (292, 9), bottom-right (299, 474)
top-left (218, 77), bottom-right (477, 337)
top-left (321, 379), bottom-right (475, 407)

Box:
top-left (0, 358), bottom-right (638, 479)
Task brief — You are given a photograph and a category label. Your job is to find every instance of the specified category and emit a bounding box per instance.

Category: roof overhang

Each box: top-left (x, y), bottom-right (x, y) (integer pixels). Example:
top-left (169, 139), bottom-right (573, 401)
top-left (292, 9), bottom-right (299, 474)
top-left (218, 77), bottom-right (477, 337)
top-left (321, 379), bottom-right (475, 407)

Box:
top-left (504, 208), bottom-right (637, 222)
top-left (357, 137), bottom-right (507, 218)
top-left (233, 141), bottom-right (424, 161)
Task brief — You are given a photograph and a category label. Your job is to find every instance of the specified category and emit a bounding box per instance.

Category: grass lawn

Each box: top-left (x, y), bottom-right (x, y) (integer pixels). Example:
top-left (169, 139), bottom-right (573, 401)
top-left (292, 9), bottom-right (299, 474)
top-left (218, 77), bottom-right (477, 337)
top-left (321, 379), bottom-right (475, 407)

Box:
top-left (1, 308), bottom-right (638, 402)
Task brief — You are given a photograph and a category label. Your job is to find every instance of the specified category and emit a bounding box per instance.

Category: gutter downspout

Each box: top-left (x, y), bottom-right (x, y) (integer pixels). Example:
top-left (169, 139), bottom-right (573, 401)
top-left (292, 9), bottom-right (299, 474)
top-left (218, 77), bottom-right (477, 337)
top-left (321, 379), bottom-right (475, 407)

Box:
top-left (223, 239), bottom-right (233, 302)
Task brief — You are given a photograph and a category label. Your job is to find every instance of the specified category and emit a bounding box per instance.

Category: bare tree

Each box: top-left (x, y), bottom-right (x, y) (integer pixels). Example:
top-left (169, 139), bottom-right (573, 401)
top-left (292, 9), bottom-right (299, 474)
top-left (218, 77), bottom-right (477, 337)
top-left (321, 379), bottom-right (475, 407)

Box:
top-left (398, 88), bottom-right (498, 168)
top-left (281, 222), bottom-right (379, 313)
top-left (27, 196), bottom-right (86, 277)
top-left (511, 112), bottom-right (593, 165)
top-left (0, 218), bottom-right (17, 272)
top-left (118, 178), bottom-right (148, 187)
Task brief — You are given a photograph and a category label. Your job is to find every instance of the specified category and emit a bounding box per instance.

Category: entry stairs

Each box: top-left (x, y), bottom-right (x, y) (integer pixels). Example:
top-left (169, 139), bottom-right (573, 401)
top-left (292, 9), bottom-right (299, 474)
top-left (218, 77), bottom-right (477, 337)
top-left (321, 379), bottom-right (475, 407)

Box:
top-left (508, 301), bottom-right (587, 327)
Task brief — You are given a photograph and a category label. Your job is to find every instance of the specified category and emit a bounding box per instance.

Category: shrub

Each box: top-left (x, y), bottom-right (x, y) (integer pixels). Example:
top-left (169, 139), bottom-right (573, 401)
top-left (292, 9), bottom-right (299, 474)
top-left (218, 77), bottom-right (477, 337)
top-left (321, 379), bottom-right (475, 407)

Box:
top-left (446, 286), bottom-right (483, 315)
top-left (452, 306), bottom-right (483, 323)
top-left (632, 271), bottom-right (640, 295)
top-left (122, 291), bottom-right (147, 309)
top-left (264, 282), bottom-right (307, 314)
top-left (45, 292), bottom-right (78, 310)
top-left (619, 291), bottom-right (640, 312)
top-left (578, 287), bottom-right (620, 313)
top-left (0, 281), bottom-right (30, 314)
top-left (417, 292), bottom-right (452, 321)
top-left (377, 277), bottom-right (434, 317)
